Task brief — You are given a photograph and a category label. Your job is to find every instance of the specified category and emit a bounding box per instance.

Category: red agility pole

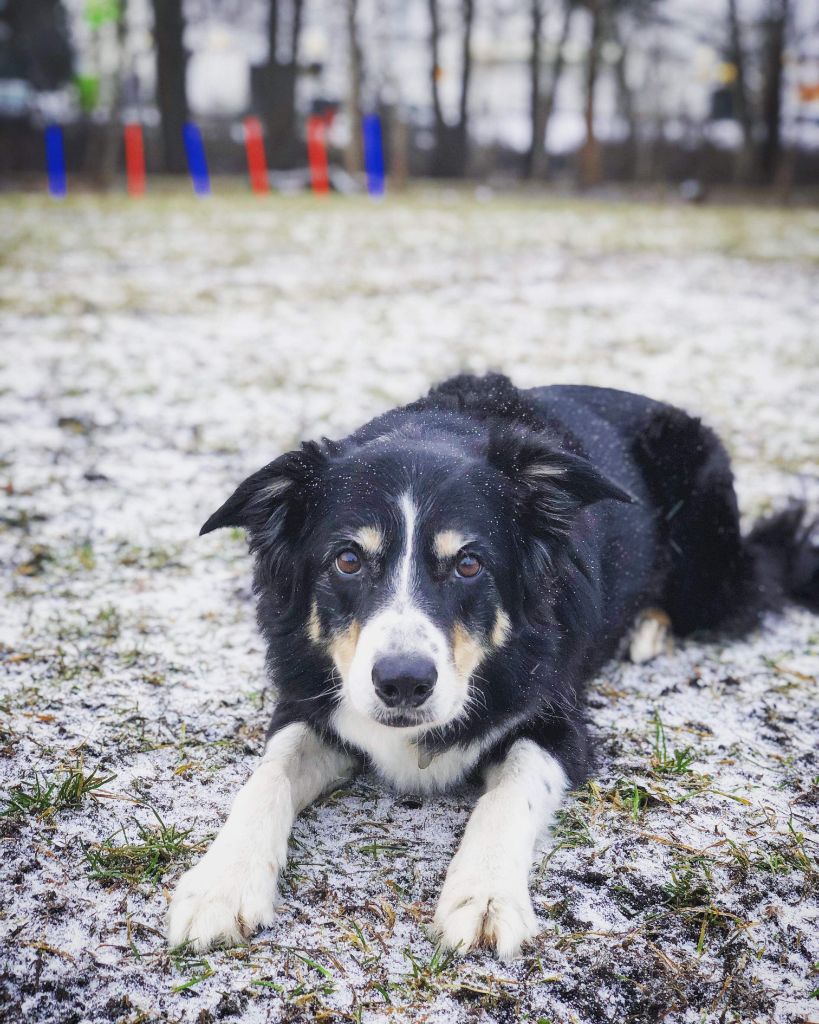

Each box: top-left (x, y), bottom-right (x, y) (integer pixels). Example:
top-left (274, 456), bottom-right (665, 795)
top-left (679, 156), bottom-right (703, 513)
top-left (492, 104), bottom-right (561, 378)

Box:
top-left (306, 115), bottom-right (330, 195)
top-left (124, 123), bottom-right (146, 196)
top-left (243, 116), bottom-right (269, 194)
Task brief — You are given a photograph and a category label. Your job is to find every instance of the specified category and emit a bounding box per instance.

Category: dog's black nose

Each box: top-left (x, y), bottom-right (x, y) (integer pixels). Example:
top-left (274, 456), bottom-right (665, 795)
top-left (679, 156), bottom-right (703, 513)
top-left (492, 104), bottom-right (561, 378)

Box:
top-left (372, 655), bottom-right (437, 709)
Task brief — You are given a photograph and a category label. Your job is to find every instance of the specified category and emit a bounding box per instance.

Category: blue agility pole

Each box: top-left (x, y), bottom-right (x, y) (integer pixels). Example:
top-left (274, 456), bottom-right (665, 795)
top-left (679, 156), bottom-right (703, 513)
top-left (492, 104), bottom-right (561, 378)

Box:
top-left (45, 125), bottom-right (67, 197)
top-left (362, 114), bottom-right (386, 197)
top-left (183, 122), bottom-right (211, 196)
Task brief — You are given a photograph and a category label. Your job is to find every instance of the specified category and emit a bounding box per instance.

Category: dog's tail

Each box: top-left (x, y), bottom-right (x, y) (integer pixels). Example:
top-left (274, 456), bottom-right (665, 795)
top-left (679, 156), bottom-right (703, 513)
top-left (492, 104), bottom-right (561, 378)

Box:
top-left (746, 502), bottom-right (819, 615)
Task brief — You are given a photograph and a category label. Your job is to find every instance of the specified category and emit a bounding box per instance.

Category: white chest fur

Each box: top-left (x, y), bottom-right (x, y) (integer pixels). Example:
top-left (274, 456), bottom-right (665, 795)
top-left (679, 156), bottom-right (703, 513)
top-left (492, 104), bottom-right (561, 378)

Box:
top-left (331, 703), bottom-right (496, 793)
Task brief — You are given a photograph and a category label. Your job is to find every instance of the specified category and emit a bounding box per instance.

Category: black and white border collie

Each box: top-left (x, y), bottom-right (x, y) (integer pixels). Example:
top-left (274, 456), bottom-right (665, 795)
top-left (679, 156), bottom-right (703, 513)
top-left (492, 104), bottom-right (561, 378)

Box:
top-left (167, 374), bottom-right (817, 959)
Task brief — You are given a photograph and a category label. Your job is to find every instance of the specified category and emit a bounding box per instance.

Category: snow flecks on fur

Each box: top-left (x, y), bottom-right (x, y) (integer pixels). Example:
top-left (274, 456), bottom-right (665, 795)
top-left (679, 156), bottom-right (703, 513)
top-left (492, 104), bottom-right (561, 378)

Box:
top-left (0, 193), bottom-right (817, 1024)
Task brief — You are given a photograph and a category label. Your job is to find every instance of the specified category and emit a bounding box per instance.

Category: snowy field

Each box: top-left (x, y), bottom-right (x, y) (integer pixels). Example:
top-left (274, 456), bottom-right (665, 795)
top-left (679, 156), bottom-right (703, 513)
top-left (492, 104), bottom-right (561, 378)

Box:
top-left (1, 190), bottom-right (817, 1024)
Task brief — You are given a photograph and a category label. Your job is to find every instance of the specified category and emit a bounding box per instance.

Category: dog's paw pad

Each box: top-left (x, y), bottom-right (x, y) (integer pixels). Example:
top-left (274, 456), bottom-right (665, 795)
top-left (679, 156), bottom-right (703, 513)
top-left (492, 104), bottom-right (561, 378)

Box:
top-left (167, 856), bottom-right (278, 951)
top-left (434, 881), bottom-right (537, 960)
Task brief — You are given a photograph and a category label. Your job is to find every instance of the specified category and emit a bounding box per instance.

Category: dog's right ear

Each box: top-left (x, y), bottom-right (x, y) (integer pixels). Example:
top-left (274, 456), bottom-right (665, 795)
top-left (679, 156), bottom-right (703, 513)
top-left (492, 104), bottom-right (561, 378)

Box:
top-left (200, 441), bottom-right (328, 538)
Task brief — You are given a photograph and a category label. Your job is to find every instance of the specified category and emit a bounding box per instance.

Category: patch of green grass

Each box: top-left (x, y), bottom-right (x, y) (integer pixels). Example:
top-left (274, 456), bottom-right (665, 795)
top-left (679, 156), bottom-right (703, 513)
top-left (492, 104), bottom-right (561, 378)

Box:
top-left (753, 819), bottom-right (815, 878)
top-left (356, 838), bottom-right (409, 857)
top-left (661, 857), bottom-right (741, 955)
top-left (263, 946), bottom-right (338, 1004)
top-left (403, 943), bottom-right (458, 986)
top-left (94, 604), bottom-right (121, 641)
top-left (1, 759), bottom-right (116, 818)
top-left (83, 810), bottom-right (199, 886)
top-left (289, 950), bottom-right (335, 981)
top-left (663, 860), bottom-right (714, 911)
top-left (808, 961), bottom-right (819, 999)
top-left (617, 780), bottom-right (652, 821)
top-left (725, 819), bottom-right (815, 881)
top-left (543, 803), bottom-right (595, 865)
top-left (117, 543), bottom-right (184, 571)
top-left (724, 838), bottom-right (752, 876)
top-left (651, 712), bottom-right (697, 776)
top-left (169, 946), bottom-right (215, 992)
top-left (72, 540), bottom-right (96, 571)
top-left (15, 543), bottom-right (55, 577)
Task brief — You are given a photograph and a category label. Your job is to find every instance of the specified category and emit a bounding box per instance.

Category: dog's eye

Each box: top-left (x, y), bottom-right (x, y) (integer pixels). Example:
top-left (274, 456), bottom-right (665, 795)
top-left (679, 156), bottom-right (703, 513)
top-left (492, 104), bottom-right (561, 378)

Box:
top-left (335, 550), bottom-right (362, 575)
top-left (455, 553), bottom-right (482, 579)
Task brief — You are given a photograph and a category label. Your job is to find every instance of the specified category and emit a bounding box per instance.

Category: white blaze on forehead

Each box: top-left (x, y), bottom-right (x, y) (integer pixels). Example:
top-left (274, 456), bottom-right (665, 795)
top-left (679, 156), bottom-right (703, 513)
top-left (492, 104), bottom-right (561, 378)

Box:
top-left (395, 492), bottom-right (418, 603)
top-left (433, 529), bottom-right (468, 560)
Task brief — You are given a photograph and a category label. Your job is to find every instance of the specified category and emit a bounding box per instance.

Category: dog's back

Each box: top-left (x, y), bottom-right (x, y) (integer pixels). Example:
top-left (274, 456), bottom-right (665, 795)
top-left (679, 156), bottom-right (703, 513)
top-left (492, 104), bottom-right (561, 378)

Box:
top-left (530, 382), bottom-right (819, 636)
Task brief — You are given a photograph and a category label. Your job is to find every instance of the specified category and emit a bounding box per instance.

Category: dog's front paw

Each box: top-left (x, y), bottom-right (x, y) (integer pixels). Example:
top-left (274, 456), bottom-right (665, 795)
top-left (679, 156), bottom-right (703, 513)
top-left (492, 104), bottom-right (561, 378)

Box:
top-left (433, 868), bottom-right (538, 960)
top-left (167, 848), bottom-right (279, 951)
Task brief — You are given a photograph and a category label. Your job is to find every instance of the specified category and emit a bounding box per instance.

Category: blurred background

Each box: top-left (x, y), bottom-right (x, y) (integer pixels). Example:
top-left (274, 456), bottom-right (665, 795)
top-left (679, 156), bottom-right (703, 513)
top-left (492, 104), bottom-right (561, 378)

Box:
top-left (1, 0), bottom-right (818, 195)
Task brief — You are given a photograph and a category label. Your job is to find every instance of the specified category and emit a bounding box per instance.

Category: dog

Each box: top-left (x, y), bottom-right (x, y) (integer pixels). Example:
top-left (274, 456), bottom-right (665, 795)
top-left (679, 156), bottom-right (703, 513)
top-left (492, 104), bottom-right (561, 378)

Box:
top-left (167, 374), bottom-right (817, 959)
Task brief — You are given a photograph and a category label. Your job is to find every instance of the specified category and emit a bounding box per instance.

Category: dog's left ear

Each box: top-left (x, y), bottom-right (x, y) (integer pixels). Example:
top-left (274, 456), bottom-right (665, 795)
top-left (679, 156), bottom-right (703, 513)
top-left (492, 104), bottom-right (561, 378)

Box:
top-left (488, 427), bottom-right (634, 533)
top-left (200, 440), bottom-right (328, 539)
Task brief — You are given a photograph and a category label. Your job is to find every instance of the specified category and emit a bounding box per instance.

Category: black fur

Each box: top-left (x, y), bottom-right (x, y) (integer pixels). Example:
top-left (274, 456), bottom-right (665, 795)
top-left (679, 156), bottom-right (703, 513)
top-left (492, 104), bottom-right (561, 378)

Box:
top-left (201, 374), bottom-right (819, 786)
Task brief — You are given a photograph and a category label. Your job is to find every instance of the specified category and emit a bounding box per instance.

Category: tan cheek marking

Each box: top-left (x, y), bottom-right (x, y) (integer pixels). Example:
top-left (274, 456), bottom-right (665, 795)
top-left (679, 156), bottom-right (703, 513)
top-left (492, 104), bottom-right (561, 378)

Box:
top-left (328, 620), bottom-right (361, 678)
top-left (307, 600), bottom-right (322, 645)
top-left (434, 530), bottom-right (468, 560)
top-left (491, 608), bottom-right (512, 649)
top-left (354, 526), bottom-right (384, 556)
top-left (451, 623), bottom-right (486, 680)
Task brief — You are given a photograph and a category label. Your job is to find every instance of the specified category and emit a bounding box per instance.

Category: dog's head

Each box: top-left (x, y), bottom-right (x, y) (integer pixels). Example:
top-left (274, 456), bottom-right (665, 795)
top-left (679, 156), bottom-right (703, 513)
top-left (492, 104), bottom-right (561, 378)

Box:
top-left (201, 422), bottom-right (631, 734)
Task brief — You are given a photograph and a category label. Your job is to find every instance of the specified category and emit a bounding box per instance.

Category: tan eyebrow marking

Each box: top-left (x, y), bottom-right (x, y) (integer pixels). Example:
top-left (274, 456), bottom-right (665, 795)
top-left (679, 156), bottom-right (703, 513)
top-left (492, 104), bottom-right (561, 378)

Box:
top-left (434, 529), bottom-right (468, 560)
top-left (353, 525), bottom-right (384, 555)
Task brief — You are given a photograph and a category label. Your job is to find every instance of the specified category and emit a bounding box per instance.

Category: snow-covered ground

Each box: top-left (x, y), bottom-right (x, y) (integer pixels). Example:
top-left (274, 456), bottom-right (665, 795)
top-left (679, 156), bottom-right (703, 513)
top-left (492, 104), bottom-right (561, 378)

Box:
top-left (1, 190), bottom-right (817, 1024)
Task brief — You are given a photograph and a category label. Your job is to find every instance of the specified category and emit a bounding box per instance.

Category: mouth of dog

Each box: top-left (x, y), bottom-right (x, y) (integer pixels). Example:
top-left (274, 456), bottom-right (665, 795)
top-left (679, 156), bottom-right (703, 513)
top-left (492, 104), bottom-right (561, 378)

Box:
top-left (373, 708), bottom-right (435, 729)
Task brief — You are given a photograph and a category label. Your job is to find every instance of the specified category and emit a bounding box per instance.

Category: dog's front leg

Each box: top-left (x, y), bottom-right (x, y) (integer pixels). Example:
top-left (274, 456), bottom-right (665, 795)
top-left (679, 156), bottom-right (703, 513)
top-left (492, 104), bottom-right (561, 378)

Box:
top-left (167, 722), bottom-right (355, 950)
top-left (433, 739), bottom-right (567, 960)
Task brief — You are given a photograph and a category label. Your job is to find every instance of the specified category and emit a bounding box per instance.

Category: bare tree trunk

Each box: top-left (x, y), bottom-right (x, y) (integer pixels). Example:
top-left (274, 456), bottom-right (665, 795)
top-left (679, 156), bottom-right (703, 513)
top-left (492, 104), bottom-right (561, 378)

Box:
top-left (429, 0), bottom-right (444, 137)
top-left (759, 0), bottom-right (788, 184)
top-left (95, 0), bottom-right (128, 189)
top-left (524, 0), bottom-right (544, 179)
top-left (264, 0), bottom-right (305, 170)
top-left (454, 0), bottom-right (474, 172)
top-left (345, 0), bottom-right (364, 175)
top-left (429, 0), bottom-right (474, 178)
top-left (727, 0), bottom-right (754, 183)
top-left (611, 19), bottom-right (637, 180)
top-left (579, 0), bottom-right (603, 188)
top-left (532, 1), bottom-right (572, 180)
top-left (390, 112), bottom-right (409, 189)
top-left (458, 0), bottom-right (474, 133)
top-left (151, 0), bottom-right (188, 174)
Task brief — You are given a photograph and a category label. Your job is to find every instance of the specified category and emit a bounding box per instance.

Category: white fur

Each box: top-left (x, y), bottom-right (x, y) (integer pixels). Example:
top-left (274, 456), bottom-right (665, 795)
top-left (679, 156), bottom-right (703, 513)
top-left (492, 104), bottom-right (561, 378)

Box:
top-left (396, 491), bottom-right (416, 601)
top-left (343, 492), bottom-right (469, 726)
top-left (166, 723), bottom-right (354, 950)
top-left (433, 739), bottom-right (567, 959)
top-left (331, 701), bottom-right (519, 793)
